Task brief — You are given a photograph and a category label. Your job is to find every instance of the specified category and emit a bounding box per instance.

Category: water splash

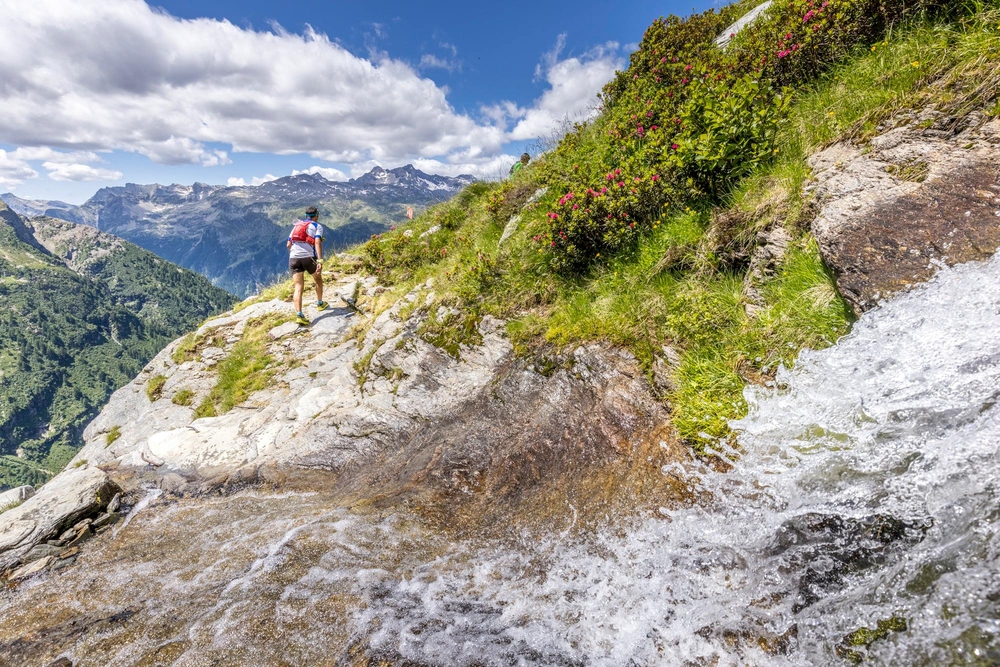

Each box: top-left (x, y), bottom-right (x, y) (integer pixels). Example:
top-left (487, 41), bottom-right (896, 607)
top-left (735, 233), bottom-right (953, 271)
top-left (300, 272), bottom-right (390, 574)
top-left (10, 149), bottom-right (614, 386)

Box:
top-left (345, 253), bottom-right (1000, 665)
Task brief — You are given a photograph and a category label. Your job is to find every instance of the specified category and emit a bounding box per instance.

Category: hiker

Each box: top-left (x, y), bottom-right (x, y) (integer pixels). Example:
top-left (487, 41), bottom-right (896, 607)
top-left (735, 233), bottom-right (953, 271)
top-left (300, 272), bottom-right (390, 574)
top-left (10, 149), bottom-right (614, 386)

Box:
top-left (509, 152), bottom-right (530, 176)
top-left (287, 206), bottom-right (328, 325)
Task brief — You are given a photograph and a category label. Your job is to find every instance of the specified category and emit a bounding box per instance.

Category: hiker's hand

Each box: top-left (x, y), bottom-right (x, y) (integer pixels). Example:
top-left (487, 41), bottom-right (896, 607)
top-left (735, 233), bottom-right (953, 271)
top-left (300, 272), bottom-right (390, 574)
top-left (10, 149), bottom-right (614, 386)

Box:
top-left (315, 260), bottom-right (323, 273)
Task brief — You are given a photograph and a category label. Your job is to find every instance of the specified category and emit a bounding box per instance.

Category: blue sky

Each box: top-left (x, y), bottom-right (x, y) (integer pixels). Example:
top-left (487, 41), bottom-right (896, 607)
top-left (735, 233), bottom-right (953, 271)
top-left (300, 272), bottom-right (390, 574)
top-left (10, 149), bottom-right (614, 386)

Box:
top-left (0, 0), bottom-right (717, 204)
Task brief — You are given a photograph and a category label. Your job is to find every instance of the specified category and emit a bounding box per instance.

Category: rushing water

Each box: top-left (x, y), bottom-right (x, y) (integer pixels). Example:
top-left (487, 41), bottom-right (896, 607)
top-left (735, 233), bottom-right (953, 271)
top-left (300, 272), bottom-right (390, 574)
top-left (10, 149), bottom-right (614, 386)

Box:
top-left (3, 255), bottom-right (1000, 666)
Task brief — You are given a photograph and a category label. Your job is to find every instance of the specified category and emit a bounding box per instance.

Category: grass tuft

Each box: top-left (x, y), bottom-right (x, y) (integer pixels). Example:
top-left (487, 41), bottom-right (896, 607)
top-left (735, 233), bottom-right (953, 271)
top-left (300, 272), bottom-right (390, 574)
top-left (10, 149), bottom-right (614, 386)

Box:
top-left (146, 374), bottom-right (167, 402)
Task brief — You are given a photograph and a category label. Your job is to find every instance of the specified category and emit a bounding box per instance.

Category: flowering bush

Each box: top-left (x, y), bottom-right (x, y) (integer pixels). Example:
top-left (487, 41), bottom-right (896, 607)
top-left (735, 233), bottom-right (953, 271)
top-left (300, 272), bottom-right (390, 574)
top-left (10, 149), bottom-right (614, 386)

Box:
top-left (536, 171), bottom-right (665, 272)
top-left (529, 0), bottom-right (942, 273)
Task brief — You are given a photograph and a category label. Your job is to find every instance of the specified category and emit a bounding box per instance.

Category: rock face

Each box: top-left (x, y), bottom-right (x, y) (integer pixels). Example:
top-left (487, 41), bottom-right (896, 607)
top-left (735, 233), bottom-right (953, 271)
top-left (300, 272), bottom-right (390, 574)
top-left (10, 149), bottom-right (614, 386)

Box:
top-left (810, 110), bottom-right (1000, 313)
top-left (0, 467), bottom-right (120, 574)
top-left (70, 271), bottom-right (687, 530)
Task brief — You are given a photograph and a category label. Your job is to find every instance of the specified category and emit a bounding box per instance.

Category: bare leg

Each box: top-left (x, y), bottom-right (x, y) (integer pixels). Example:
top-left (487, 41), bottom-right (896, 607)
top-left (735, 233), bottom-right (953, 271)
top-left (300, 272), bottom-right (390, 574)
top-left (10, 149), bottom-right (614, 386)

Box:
top-left (314, 267), bottom-right (324, 304)
top-left (292, 271), bottom-right (305, 313)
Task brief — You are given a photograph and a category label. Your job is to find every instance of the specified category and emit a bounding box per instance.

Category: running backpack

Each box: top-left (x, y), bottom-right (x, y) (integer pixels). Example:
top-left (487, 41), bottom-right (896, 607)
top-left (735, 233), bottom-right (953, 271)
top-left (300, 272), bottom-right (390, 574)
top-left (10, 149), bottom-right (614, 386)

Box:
top-left (289, 220), bottom-right (316, 246)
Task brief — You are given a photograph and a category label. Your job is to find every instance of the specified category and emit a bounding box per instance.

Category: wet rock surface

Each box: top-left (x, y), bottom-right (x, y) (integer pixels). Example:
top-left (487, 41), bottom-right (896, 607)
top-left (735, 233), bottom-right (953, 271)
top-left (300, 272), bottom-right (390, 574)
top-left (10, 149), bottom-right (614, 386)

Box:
top-left (810, 111), bottom-right (1000, 313)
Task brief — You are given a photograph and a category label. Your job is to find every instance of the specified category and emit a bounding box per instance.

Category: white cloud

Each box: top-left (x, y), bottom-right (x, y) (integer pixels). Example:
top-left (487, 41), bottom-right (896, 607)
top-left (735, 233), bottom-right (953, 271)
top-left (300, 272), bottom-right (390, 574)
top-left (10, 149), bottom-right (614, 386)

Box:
top-left (0, 150), bottom-right (39, 189)
top-left (0, 0), bottom-right (504, 169)
top-left (43, 162), bottom-right (123, 182)
top-left (11, 147), bottom-right (100, 164)
top-left (226, 173), bottom-right (278, 187)
top-left (508, 38), bottom-right (622, 141)
top-left (291, 166), bottom-right (348, 181)
top-left (419, 53), bottom-right (461, 73)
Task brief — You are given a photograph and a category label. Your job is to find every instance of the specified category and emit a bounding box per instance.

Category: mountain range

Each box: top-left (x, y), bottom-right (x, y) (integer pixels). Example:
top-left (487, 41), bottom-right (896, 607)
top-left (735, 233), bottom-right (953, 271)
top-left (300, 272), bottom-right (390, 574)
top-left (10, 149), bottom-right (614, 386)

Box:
top-left (0, 202), bottom-right (236, 490)
top-left (2, 165), bottom-right (475, 297)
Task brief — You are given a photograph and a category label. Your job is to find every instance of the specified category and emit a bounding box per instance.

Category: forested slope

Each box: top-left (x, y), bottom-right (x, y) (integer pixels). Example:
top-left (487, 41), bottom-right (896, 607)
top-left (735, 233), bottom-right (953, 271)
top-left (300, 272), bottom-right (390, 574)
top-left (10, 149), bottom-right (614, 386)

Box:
top-left (0, 204), bottom-right (236, 489)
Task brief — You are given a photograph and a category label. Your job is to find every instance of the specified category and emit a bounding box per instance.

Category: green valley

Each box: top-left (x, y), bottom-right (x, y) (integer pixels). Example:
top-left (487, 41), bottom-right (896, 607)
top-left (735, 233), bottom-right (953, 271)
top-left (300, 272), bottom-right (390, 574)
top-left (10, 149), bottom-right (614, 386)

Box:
top-left (0, 204), bottom-right (236, 489)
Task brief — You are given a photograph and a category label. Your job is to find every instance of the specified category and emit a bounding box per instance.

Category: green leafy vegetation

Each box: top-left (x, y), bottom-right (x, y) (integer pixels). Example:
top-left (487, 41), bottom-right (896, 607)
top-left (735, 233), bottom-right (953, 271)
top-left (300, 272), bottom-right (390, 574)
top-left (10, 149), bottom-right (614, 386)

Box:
top-left (0, 205), bottom-right (237, 489)
top-left (353, 0), bottom-right (999, 449)
top-left (105, 425), bottom-right (122, 447)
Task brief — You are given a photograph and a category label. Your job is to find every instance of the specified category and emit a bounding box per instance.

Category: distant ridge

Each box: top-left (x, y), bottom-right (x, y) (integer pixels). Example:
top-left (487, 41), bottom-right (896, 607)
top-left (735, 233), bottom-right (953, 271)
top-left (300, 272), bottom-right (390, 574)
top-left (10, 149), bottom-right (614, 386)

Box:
top-left (3, 165), bottom-right (475, 297)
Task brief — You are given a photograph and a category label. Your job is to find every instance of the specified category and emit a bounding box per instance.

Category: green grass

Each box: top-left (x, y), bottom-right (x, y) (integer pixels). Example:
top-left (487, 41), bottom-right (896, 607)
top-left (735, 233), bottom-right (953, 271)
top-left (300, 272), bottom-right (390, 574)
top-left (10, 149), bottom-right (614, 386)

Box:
top-left (105, 425), bottom-right (122, 447)
top-left (146, 374), bottom-right (167, 402)
top-left (0, 498), bottom-right (23, 515)
top-left (197, 313), bottom-right (293, 415)
top-left (171, 388), bottom-right (194, 406)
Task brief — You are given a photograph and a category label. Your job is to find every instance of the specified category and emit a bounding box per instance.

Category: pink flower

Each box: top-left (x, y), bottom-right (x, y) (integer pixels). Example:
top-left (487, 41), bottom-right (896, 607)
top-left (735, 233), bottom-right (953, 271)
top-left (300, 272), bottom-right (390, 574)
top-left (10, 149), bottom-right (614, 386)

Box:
top-left (651, 125), bottom-right (658, 131)
top-left (618, 181), bottom-right (625, 187)
top-left (803, 9), bottom-right (816, 21)
top-left (647, 111), bottom-right (653, 117)
top-left (660, 57), bottom-right (666, 63)
top-left (634, 177), bottom-right (641, 183)
top-left (651, 174), bottom-right (660, 181)
top-left (682, 78), bottom-right (689, 84)
top-left (685, 64), bottom-right (692, 71)
top-left (572, 204), bottom-right (579, 209)
top-left (671, 143), bottom-right (679, 150)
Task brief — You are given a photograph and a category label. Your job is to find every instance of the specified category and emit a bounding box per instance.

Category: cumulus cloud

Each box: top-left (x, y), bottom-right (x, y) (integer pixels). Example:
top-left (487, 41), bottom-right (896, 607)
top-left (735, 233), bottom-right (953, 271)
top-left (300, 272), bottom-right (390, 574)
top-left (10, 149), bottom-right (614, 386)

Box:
top-left (291, 166), bottom-right (348, 182)
top-left (0, 150), bottom-right (39, 189)
top-left (43, 162), bottom-right (124, 182)
top-left (11, 147), bottom-right (100, 164)
top-left (0, 0), bottom-right (504, 169)
top-left (226, 173), bottom-right (279, 187)
top-left (508, 37), bottom-right (622, 141)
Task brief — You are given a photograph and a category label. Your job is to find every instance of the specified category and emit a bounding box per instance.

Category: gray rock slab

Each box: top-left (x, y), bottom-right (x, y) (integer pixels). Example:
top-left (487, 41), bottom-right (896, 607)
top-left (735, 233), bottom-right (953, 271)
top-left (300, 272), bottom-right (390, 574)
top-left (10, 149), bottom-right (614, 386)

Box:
top-left (0, 467), bottom-right (121, 574)
top-left (268, 321), bottom-right (300, 340)
top-left (716, 1), bottom-right (772, 49)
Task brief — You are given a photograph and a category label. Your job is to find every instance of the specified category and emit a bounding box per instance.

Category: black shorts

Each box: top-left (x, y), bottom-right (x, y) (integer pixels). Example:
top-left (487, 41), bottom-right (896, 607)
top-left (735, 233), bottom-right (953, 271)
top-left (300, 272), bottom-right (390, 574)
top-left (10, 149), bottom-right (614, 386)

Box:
top-left (289, 257), bottom-right (317, 275)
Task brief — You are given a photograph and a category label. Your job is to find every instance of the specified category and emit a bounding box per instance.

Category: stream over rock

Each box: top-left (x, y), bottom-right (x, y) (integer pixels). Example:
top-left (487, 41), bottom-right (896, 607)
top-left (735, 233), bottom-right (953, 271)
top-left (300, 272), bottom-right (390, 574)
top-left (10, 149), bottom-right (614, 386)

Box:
top-left (2, 249), bottom-right (1000, 663)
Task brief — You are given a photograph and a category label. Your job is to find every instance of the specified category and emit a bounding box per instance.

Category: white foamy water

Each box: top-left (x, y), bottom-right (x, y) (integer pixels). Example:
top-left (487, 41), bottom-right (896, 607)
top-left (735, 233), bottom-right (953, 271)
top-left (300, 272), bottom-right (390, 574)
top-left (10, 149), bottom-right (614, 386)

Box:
top-left (345, 254), bottom-right (1000, 665)
top-left (4, 255), bottom-right (1000, 665)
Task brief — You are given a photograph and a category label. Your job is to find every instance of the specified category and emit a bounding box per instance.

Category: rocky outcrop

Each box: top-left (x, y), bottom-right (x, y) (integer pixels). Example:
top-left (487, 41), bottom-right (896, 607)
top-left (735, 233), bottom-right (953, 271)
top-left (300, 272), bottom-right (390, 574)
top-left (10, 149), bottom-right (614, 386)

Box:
top-left (810, 110), bottom-right (1000, 313)
top-left (0, 267), bottom-right (689, 579)
top-left (0, 467), bottom-right (120, 575)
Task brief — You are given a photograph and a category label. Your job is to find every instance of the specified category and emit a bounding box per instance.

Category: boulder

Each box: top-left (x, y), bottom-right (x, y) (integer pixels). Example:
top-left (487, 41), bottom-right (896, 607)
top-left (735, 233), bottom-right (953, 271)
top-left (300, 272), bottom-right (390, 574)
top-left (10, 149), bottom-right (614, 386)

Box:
top-left (0, 467), bottom-right (121, 574)
top-left (810, 114), bottom-right (1000, 313)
